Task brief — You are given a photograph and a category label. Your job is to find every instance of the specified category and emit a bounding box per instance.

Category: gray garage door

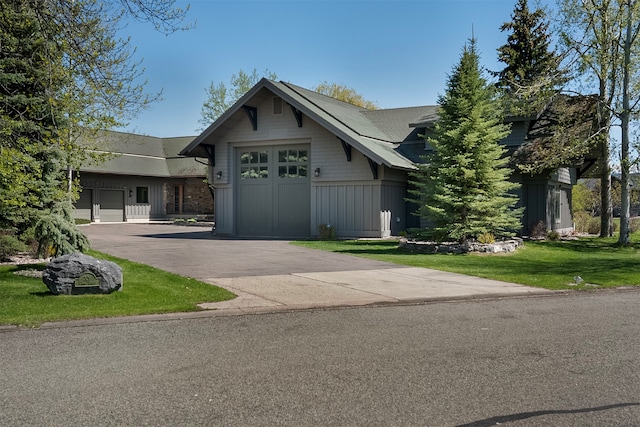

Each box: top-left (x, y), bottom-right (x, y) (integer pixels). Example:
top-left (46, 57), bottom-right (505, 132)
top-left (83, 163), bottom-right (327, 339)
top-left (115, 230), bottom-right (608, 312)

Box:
top-left (74, 189), bottom-right (92, 221)
top-left (99, 190), bottom-right (124, 222)
top-left (236, 145), bottom-right (310, 237)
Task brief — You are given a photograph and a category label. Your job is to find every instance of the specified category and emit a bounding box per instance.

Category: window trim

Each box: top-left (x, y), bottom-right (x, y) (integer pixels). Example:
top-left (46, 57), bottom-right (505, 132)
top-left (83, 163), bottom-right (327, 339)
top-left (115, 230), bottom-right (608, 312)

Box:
top-left (136, 186), bottom-right (149, 204)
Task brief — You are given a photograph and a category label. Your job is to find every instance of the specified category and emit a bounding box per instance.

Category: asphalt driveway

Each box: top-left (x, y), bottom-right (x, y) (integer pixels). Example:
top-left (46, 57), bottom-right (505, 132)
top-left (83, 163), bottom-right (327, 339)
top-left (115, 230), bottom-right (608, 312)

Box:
top-left (83, 223), bottom-right (551, 313)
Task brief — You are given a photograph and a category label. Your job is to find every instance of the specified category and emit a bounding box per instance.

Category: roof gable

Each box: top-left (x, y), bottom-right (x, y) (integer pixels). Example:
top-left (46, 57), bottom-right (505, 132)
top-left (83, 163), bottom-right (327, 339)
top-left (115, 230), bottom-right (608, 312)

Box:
top-left (181, 79), bottom-right (434, 170)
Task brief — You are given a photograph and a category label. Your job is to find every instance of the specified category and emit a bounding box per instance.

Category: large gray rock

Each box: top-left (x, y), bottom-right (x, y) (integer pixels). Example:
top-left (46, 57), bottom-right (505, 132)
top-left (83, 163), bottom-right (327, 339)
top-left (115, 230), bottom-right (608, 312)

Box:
top-left (43, 253), bottom-right (123, 295)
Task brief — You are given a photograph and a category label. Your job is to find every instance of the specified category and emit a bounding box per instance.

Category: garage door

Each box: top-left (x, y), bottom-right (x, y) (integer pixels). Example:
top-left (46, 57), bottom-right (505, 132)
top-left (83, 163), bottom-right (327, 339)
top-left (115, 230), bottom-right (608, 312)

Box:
top-left (236, 145), bottom-right (310, 237)
top-left (99, 190), bottom-right (124, 222)
top-left (74, 189), bottom-right (92, 221)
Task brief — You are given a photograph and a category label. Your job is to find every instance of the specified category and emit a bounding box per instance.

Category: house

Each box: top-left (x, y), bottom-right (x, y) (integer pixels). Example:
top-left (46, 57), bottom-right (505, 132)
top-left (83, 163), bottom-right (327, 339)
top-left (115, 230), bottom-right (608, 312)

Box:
top-left (180, 78), bottom-right (598, 238)
top-left (75, 131), bottom-right (213, 223)
top-left (510, 95), bottom-right (599, 233)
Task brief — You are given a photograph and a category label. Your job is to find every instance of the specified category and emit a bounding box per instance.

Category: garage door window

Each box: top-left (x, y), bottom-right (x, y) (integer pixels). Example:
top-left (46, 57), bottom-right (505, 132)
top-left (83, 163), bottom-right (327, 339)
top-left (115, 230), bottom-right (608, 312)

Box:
top-left (240, 151), bottom-right (268, 179)
top-left (278, 149), bottom-right (308, 178)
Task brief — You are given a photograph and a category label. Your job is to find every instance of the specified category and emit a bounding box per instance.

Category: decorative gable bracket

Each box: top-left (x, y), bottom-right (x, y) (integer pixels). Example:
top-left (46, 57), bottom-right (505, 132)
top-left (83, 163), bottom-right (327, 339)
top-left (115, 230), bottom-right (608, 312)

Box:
top-left (339, 138), bottom-right (352, 161)
top-left (367, 157), bottom-right (379, 180)
top-left (242, 106), bottom-right (258, 130)
top-left (202, 144), bottom-right (215, 166)
top-left (577, 158), bottom-right (597, 179)
top-left (290, 105), bottom-right (303, 127)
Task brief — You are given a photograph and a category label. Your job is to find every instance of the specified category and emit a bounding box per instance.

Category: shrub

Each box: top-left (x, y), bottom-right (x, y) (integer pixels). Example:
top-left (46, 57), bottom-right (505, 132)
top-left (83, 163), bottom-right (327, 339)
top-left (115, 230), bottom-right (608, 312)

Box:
top-left (75, 218), bottom-right (91, 225)
top-left (0, 234), bottom-right (28, 261)
top-left (187, 218), bottom-right (197, 223)
top-left (529, 221), bottom-right (547, 238)
top-left (546, 230), bottom-right (560, 241)
top-left (477, 232), bottom-right (495, 244)
top-left (573, 211), bottom-right (592, 233)
top-left (318, 223), bottom-right (336, 240)
top-left (630, 217), bottom-right (640, 233)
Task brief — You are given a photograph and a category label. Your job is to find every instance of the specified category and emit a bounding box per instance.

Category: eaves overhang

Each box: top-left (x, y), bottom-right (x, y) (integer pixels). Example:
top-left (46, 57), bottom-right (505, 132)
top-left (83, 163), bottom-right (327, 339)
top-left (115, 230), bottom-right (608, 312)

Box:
top-left (180, 79), bottom-right (417, 171)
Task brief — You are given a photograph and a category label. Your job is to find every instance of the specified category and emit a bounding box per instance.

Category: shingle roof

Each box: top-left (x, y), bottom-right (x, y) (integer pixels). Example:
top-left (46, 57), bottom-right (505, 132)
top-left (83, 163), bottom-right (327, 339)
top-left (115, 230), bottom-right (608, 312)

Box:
top-left (80, 131), bottom-right (206, 178)
top-left (181, 79), bottom-right (435, 171)
top-left (511, 95), bottom-right (599, 173)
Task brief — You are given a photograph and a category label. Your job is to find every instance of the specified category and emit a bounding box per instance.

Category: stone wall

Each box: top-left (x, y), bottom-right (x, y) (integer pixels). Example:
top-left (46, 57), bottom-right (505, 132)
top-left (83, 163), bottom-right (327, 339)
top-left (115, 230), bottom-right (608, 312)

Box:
top-left (399, 238), bottom-right (523, 254)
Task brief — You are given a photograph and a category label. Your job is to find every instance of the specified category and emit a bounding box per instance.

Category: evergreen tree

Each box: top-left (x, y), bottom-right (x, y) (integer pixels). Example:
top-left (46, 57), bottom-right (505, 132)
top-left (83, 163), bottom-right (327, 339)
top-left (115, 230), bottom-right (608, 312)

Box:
top-left (409, 38), bottom-right (522, 243)
top-left (495, 0), bottom-right (563, 116)
top-left (1, 0), bottom-right (188, 255)
top-left (0, 0), bottom-right (89, 256)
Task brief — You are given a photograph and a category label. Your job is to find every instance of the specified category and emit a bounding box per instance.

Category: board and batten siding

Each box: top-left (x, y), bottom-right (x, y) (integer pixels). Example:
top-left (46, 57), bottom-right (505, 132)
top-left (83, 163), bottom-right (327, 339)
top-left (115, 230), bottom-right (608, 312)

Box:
top-left (78, 173), bottom-right (165, 222)
top-left (208, 92), bottom-right (405, 237)
top-left (313, 182), bottom-right (380, 238)
top-left (211, 185), bottom-right (233, 234)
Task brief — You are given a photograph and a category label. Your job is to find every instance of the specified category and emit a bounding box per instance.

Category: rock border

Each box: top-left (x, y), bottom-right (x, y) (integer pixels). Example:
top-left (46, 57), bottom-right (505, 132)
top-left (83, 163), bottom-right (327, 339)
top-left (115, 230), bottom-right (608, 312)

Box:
top-left (399, 237), bottom-right (523, 254)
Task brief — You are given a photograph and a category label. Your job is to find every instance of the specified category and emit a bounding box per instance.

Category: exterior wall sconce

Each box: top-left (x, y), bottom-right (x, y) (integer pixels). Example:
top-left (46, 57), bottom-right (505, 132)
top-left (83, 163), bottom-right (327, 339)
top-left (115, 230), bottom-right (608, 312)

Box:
top-left (128, 189), bottom-right (133, 198)
top-left (216, 171), bottom-right (223, 180)
top-left (314, 168), bottom-right (321, 177)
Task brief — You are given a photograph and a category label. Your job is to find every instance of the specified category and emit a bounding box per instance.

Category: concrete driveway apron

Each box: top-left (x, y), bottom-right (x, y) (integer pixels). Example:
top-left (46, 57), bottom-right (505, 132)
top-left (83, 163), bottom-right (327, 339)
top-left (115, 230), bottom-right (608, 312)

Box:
top-left (83, 224), bottom-right (550, 313)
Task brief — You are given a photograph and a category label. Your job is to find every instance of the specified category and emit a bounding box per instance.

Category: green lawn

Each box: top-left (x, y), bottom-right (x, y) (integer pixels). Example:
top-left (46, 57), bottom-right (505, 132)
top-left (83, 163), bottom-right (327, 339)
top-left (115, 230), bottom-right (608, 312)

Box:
top-left (0, 250), bottom-right (235, 327)
top-left (293, 233), bottom-right (640, 290)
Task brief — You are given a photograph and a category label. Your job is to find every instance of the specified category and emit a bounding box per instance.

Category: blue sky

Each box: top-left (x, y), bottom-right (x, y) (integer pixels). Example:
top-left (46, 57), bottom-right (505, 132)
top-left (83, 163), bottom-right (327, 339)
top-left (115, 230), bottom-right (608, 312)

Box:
top-left (118, 0), bottom-right (555, 137)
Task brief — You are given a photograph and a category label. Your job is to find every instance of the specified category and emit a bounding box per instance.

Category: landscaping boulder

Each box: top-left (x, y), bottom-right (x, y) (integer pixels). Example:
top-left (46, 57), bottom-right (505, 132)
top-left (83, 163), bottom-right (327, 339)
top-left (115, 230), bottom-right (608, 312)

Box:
top-left (399, 238), bottom-right (522, 254)
top-left (43, 253), bottom-right (122, 295)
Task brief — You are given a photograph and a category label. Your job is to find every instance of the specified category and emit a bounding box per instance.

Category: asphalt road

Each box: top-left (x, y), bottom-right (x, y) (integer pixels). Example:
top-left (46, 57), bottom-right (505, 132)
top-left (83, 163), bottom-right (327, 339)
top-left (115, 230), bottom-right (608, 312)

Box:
top-left (1, 291), bottom-right (639, 426)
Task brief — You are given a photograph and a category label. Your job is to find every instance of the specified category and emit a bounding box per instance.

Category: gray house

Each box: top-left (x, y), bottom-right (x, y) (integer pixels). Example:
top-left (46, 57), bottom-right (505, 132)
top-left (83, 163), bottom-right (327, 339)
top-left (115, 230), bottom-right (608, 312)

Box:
top-left (180, 79), bottom-right (597, 238)
top-left (75, 131), bottom-right (213, 223)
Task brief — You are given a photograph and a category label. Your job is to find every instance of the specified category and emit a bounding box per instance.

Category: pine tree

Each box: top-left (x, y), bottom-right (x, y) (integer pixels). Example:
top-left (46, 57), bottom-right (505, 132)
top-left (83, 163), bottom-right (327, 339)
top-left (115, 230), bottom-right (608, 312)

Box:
top-left (495, 0), bottom-right (562, 116)
top-left (410, 38), bottom-right (523, 243)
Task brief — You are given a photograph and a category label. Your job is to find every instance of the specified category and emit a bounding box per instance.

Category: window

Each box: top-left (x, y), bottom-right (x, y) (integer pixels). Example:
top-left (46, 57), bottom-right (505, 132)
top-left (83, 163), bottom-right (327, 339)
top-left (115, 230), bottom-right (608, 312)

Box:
top-left (278, 149), bottom-right (308, 178)
top-left (136, 186), bottom-right (149, 204)
top-left (240, 151), bottom-right (269, 179)
top-left (554, 187), bottom-right (561, 223)
top-left (174, 185), bottom-right (183, 213)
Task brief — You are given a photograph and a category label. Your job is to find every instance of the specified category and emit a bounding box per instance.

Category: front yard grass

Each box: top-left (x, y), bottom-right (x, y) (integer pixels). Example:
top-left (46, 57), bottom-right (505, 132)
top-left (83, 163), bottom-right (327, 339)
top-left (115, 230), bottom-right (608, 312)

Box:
top-left (0, 250), bottom-right (235, 327)
top-left (293, 233), bottom-right (640, 290)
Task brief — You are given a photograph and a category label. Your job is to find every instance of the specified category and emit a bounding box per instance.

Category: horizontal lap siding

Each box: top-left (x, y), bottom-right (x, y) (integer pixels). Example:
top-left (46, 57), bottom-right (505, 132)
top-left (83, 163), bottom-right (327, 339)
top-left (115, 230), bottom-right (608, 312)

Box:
top-left (501, 121), bottom-right (528, 147)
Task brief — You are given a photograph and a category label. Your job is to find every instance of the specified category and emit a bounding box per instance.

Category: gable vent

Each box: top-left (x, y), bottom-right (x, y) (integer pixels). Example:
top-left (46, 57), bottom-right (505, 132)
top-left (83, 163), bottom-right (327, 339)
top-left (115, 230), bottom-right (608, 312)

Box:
top-left (273, 97), bottom-right (283, 115)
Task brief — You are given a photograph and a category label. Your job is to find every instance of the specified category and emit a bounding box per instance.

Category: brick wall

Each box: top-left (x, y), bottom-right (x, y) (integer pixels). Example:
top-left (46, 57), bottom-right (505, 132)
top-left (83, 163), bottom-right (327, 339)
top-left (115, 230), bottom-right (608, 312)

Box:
top-left (164, 178), bottom-right (214, 217)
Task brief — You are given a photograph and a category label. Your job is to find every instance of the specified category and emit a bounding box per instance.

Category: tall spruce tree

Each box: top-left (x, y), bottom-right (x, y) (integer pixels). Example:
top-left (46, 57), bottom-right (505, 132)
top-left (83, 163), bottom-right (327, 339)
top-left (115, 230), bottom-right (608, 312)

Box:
top-left (0, 0), bottom-right (89, 256)
top-left (495, 0), bottom-right (562, 116)
top-left (409, 38), bottom-right (522, 243)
